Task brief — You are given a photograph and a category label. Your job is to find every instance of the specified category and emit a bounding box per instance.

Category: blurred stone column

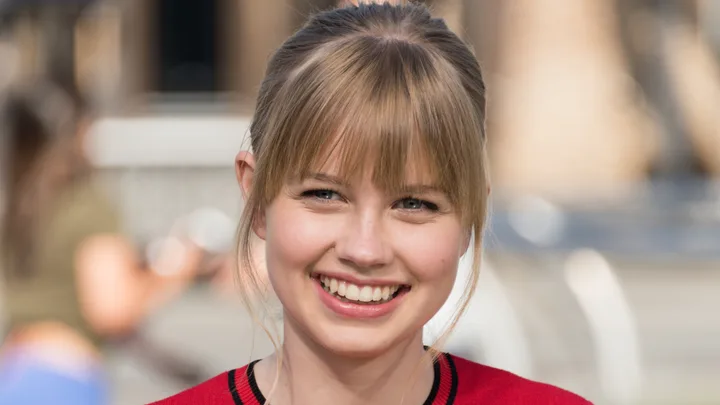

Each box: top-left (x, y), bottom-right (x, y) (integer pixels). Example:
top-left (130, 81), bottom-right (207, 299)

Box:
top-left (702, 0), bottom-right (720, 50)
top-left (0, 31), bottom-right (20, 88)
top-left (614, 0), bottom-right (696, 176)
top-left (614, 0), bottom-right (720, 177)
top-left (74, 1), bottom-right (123, 113)
top-left (235, 0), bottom-right (294, 103)
top-left (659, 1), bottom-right (720, 176)
top-left (487, 0), bottom-right (659, 201)
top-left (116, 0), bottom-right (153, 113)
top-left (39, 4), bottom-right (81, 87)
top-left (461, 0), bottom-right (503, 74)
top-left (430, 0), bottom-right (462, 35)
top-left (1, 2), bottom-right (89, 87)
top-left (7, 11), bottom-right (41, 80)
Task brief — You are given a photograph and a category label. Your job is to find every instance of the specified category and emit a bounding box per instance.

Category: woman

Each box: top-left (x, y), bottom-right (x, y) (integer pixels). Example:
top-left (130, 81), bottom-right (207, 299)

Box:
top-left (152, 3), bottom-right (592, 404)
top-left (0, 79), bottom-right (204, 405)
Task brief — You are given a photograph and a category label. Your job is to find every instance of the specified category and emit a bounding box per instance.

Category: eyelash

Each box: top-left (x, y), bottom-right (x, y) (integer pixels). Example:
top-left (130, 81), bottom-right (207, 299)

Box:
top-left (301, 189), bottom-right (439, 212)
top-left (302, 189), bottom-right (343, 202)
top-left (395, 196), bottom-right (439, 212)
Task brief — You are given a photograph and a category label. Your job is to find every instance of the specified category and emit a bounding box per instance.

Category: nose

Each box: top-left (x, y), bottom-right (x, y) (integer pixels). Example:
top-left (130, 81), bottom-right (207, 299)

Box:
top-left (335, 212), bottom-right (392, 270)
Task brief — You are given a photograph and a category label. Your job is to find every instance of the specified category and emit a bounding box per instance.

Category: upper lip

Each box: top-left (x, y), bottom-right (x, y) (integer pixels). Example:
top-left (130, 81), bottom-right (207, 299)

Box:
top-left (312, 271), bottom-right (409, 287)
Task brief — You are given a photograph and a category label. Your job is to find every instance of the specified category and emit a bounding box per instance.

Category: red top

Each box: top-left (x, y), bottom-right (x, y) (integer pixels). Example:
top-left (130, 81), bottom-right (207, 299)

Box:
top-left (149, 353), bottom-right (592, 404)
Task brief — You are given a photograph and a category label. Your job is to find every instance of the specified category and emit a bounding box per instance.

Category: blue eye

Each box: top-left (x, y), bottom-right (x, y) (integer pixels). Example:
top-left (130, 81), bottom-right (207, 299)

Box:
top-left (395, 198), bottom-right (438, 211)
top-left (303, 189), bottom-right (341, 201)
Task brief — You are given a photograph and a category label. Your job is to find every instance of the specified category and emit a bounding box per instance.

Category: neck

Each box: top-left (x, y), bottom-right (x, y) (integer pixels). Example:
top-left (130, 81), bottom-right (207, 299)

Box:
top-left (258, 317), bottom-right (434, 405)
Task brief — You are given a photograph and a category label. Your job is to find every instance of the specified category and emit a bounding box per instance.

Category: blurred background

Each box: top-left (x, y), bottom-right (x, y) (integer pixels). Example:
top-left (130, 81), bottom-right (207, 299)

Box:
top-left (0, 0), bottom-right (719, 404)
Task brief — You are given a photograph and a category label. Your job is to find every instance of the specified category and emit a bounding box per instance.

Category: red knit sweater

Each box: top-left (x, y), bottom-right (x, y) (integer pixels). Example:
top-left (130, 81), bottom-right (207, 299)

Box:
top-left (149, 353), bottom-right (592, 404)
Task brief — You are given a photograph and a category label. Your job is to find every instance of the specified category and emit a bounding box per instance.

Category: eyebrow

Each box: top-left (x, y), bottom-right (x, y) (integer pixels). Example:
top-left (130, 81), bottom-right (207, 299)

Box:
top-left (304, 172), bottom-right (444, 194)
top-left (397, 184), bottom-right (444, 194)
top-left (300, 172), bottom-right (347, 187)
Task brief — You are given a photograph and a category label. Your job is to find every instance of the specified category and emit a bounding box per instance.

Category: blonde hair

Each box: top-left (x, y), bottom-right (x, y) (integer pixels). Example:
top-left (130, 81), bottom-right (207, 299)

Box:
top-left (236, 1), bottom-right (489, 400)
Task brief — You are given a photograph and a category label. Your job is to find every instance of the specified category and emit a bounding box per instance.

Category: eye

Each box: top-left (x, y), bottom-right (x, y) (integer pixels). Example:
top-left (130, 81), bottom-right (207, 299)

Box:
top-left (302, 189), bottom-right (343, 201)
top-left (394, 197), bottom-right (439, 211)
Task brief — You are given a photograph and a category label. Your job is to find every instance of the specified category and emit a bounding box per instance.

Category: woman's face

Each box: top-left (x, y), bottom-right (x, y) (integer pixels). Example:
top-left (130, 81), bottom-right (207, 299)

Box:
top-left (249, 152), bottom-right (469, 358)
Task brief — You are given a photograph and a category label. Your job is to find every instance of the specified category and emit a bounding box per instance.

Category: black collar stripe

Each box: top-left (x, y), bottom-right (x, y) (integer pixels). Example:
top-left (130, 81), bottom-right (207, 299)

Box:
top-left (423, 357), bottom-right (443, 405)
top-left (446, 354), bottom-right (459, 404)
top-left (234, 354), bottom-right (457, 405)
top-left (431, 353), bottom-right (456, 405)
top-left (228, 369), bottom-right (244, 405)
top-left (247, 360), bottom-right (267, 404)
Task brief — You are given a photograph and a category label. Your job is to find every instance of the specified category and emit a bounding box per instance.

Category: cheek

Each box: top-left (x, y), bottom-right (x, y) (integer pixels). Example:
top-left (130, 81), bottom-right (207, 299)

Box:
top-left (391, 221), bottom-right (464, 283)
top-left (263, 202), bottom-right (336, 275)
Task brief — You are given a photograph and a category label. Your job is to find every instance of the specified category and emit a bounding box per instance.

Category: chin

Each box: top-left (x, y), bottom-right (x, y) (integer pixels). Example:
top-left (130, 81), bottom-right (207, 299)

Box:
top-left (314, 326), bottom-right (403, 359)
top-left (279, 277), bottom-right (439, 360)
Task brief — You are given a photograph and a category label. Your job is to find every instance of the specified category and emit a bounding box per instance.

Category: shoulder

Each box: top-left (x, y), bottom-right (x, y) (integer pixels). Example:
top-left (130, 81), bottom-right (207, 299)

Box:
top-left (147, 367), bottom-right (243, 405)
top-left (449, 355), bottom-right (593, 405)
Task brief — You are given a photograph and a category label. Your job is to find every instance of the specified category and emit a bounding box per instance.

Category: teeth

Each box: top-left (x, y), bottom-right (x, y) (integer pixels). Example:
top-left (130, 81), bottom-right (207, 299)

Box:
top-left (317, 276), bottom-right (403, 304)
top-left (338, 281), bottom-right (347, 296)
top-left (345, 284), bottom-right (360, 300)
top-left (358, 286), bottom-right (373, 302)
top-left (372, 287), bottom-right (382, 301)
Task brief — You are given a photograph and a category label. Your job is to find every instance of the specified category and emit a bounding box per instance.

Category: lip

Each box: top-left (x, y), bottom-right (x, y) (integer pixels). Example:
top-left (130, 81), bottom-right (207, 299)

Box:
top-left (312, 277), bottom-right (409, 319)
top-left (311, 271), bottom-right (408, 287)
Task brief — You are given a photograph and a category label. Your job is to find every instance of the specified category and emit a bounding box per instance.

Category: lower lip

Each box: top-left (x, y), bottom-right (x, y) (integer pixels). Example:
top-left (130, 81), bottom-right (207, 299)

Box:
top-left (313, 279), bottom-right (407, 319)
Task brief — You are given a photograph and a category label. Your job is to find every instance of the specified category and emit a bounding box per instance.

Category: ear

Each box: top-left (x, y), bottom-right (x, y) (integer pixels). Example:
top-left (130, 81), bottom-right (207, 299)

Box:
top-left (235, 151), bottom-right (255, 200)
top-left (235, 151), bottom-right (267, 240)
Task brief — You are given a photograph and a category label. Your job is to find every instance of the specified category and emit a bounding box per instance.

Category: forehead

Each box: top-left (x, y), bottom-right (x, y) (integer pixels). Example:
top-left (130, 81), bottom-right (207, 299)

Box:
top-left (297, 130), bottom-right (442, 191)
top-left (256, 37), bottom-right (484, 208)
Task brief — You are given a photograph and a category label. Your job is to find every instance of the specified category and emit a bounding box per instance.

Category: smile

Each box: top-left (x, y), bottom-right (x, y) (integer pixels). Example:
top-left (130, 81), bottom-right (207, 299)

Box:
top-left (311, 274), bottom-right (411, 318)
top-left (314, 275), bottom-right (408, 304)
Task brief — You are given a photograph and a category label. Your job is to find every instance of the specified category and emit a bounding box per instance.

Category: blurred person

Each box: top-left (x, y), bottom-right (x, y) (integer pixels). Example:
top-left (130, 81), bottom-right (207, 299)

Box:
top-left (0, 79), bottom-right (205, 405)
top-left (151, 3), bottom-right (591, 405)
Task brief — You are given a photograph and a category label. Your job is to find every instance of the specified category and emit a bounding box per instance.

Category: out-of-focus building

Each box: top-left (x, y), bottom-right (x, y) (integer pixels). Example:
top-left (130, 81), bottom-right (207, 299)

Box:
top-left (0, 0), bottom-right (474, 237)
top-left (0, 0), bottom-right (474, 114)
top-left (1, 3), bottom-right (719, 404)
top-left (1, 0), bottom-right (292, 114)
top-left (1, 0), bottom-right (718, 221)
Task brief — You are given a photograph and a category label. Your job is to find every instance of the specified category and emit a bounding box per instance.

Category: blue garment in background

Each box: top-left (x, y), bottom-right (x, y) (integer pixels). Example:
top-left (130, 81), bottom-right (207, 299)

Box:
top-left (0, 350), bottom-right (107, 405)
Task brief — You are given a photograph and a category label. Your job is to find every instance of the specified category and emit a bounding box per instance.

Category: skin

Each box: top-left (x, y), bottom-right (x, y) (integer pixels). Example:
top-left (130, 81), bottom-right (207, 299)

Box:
top-left (235, 150), bottom-right (470, 405)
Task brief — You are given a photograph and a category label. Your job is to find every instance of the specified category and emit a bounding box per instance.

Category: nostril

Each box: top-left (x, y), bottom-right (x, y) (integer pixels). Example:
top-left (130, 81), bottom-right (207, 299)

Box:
top-left (335, 225), bottom-right (392, 268)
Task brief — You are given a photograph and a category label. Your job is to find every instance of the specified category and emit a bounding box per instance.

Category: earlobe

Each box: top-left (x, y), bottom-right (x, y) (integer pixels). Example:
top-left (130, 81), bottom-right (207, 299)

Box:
top-left (235, 151), bottom-right (256, 201)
